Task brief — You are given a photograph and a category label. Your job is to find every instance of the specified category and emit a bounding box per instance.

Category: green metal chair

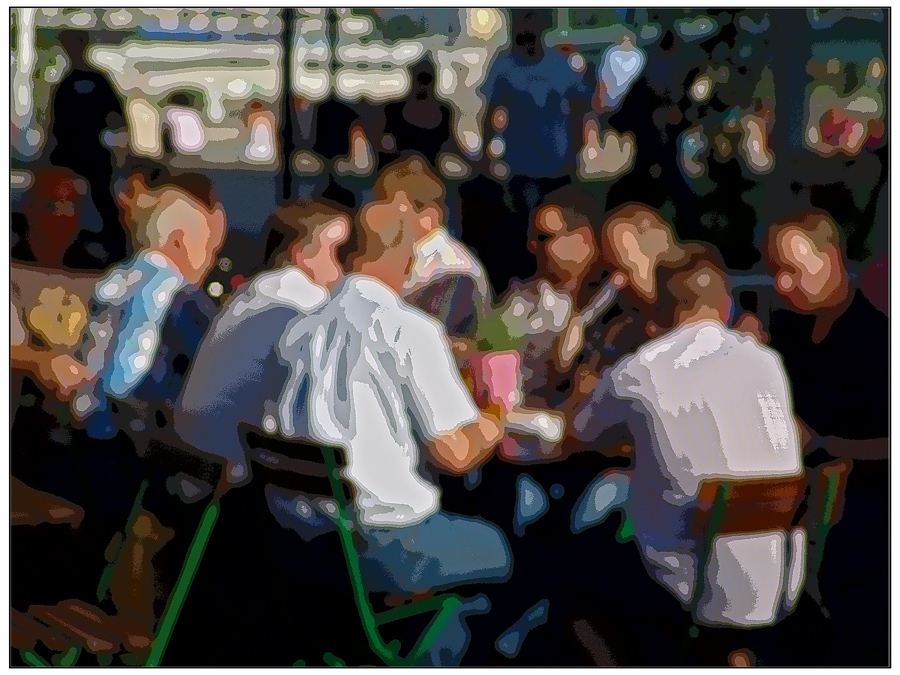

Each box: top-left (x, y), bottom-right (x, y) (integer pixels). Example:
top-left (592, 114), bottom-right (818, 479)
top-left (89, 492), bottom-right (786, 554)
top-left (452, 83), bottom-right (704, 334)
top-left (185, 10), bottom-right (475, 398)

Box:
top-left (249, 436), bottom-right (465, 667)
top-left (799, 458), bottom-right (853, 616)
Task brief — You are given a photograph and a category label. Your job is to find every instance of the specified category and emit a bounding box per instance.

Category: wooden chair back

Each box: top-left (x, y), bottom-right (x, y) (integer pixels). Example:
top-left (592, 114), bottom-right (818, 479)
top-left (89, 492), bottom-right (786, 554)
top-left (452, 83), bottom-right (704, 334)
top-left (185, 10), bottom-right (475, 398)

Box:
top-left (690, 474), bottom-right (808, 540)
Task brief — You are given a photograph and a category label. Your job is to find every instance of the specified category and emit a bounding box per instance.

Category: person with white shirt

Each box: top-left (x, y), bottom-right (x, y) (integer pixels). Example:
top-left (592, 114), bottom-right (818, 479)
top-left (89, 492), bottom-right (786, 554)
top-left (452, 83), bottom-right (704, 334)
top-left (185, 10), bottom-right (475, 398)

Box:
top-left (568, 249), bottom-right (805, 635)
top-left (175, 199), bottom-right (350, 487)
top-left (277, 202), bottom-right (511, 605)
top-left (360, 153), bottom-right (492, 342)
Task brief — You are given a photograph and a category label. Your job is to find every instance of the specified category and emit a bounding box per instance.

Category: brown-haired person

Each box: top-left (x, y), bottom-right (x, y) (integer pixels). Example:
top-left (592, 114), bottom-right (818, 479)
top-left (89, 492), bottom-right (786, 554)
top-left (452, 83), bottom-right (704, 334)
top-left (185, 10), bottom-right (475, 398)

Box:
top-left (70, 173), bottom-right (225, 440)
top-left (274, 200), bottom-right (510, 666)
top-left (567, 250), bottom-right (806, 655)
top-left (577, 203), bottom-right (692, 373)
top-left (176, 199), bottom-right (351, 487)
top-left (354, 153), bottom-right (492, 342)
top-left (492, 186), bottom-right (622, 460)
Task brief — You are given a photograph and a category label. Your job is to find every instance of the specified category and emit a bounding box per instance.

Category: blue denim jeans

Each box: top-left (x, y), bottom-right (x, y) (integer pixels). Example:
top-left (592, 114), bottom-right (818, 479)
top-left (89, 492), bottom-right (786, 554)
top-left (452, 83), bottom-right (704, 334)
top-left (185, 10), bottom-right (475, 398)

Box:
top-left (358, 511), bottom-right (512, 595)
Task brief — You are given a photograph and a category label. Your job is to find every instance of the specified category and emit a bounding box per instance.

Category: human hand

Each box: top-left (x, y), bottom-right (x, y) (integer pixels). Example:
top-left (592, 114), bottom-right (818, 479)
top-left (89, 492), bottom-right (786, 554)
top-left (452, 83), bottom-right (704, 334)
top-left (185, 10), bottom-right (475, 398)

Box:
top-left (557, 314), bottom-right (586, 371)
top-left (42, 354), bottom-right (93, 399)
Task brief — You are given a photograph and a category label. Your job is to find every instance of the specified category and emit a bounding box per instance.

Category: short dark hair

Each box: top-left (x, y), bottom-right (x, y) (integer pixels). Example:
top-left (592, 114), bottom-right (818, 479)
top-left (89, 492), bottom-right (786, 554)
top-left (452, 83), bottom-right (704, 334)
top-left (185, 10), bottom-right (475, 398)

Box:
top-left (121, 157), bottom-right (170, 187)
top-left (263, 198), bottom-right (350, 268)
top-left (122, 160), bottom-right (219, 212)
top-left (655, 243), bottom-right (730, 326)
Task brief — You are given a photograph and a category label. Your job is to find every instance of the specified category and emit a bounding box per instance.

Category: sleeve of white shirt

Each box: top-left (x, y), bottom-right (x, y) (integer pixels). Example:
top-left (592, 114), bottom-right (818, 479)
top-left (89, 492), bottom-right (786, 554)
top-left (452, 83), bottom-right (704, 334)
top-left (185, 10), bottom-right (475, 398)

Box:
top-left (401, 317), bottom-right (480, 439)
top-left (572, 363), bottom-right (635, 443)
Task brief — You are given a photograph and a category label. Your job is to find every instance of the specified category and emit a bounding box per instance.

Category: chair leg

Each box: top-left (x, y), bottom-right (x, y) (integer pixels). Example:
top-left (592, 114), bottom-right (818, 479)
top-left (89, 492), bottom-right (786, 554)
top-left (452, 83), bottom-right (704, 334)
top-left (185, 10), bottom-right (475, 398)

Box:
top-left (52, 645), bottom-right (81, 667)
top-left (143, 500), bottom-right (220, 667)
top-left (20, 649), bottom-right (51, 667)
top-left (403, 595), bottom-right (463, 666)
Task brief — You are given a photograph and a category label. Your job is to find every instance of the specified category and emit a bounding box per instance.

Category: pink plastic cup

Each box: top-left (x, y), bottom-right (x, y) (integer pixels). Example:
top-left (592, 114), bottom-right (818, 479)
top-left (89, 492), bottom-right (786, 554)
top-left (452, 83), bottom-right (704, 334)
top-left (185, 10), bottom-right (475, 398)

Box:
top-left (471, 350), bottom-right (522, 414)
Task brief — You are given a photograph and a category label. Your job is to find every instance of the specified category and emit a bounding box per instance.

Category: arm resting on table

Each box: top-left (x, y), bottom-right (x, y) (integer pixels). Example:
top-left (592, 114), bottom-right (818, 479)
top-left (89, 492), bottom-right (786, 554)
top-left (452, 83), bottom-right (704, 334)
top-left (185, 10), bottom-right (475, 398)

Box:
top-left (430, 413), bottom-right (503, 475)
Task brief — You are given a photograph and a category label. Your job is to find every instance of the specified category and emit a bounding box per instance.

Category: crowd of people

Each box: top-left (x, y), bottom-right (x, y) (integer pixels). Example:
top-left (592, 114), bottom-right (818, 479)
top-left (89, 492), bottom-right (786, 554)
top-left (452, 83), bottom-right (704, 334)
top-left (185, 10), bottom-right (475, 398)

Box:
top-left (10, 9), bottom-right (888, 667)
top-left (11, 148), bottom-right (888, 665)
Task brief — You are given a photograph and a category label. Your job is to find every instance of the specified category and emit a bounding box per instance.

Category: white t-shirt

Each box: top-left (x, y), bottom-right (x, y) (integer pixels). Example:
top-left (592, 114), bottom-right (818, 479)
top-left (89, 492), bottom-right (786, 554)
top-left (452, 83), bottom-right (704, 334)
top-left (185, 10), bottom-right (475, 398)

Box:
top-left (278, 274), bottom-right (481, 527)
top-left (573, 320), bottom-right (804, 627)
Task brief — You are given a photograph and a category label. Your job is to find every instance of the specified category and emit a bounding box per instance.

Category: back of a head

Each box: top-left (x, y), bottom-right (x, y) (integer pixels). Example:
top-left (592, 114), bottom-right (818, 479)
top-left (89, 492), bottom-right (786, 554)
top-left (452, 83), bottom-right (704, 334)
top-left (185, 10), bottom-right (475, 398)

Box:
top-left (263, 198), bottom-right (350, 269)
top-left (121, 157), bottom-right (170, 190)
top-left (141, 173), bottom-right (223, 267)
top-left (374, 153), bottom-right (445, 211)
top-left (164, 172), bottom-right (218, 213)
top-left (655, 244), bottom-right (731, 330)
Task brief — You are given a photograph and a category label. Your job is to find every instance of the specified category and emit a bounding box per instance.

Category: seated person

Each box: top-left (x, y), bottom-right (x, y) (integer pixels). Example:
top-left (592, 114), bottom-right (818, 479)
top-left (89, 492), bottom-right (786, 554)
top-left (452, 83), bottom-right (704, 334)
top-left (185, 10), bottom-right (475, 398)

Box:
top-left (764, 209), bottom-right (888, 626)
top-left (764, 210), bottom-right (888, 461)
top-left (360, 153), bottom-right (492, 342)
top-left (568, 250), bottom-right (806, 630)
top-left (589, 202), bottom-right (691, 366)
top-left (488, 186), bottom-right (622, 460)
top-left (71, 173), bottom-right (225, 439)
top-left (176, 198), bottom-right (350, 486)
top-left (276, 204), bottom-right (511, 613)
top-left (16, 166), bottom-right (107, 270)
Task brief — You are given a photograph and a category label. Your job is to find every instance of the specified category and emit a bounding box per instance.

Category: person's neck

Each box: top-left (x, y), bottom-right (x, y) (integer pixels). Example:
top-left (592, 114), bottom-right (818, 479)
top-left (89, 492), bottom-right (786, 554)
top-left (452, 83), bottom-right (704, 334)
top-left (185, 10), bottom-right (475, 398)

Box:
top-left (295, 252), bottom-right (343, 293)
top-left (145, 247), bottom-right (186, 282)
top-left (679, 307), bottom-right (723, 327)
top-left (544, 269), bottom-right (586, 302)
top-left (355, 257), bottom-right (406, 294)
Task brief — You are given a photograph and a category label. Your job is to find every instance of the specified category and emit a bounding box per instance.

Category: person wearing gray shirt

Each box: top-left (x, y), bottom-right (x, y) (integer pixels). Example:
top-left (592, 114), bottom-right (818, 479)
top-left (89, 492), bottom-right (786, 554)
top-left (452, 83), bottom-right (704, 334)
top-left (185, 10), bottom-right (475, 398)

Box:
top-left (175, 200), bottom-right (350, 486)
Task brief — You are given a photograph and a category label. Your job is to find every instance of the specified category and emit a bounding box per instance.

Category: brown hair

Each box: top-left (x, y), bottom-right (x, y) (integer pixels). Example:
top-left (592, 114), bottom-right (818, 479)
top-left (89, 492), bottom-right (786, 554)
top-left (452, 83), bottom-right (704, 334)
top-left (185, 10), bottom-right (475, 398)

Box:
top-left (263, 198), bottom-right (350, 267)
top-left (599, 203), bottom-right (679, 262)
top-left (374, 153), bottom-right (445, 213)
top-left (530, 185), bottom-right (601, 238)
top-left (655, 243), bottom-right (730, 326)
top-left (165, 172), bottom-right (219, 212)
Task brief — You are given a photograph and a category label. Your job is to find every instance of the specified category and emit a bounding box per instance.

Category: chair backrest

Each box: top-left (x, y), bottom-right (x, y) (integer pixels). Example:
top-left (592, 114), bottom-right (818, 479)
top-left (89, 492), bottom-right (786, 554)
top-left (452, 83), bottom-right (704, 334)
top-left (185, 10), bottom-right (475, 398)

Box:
top-left (688, 473), bottom-right (808, 622)
top-left (690, 474), bottom-right (808, 540)
top-left (111, 398), bottom-right (225, 488)
top-left (242, 426), bottom-right (354, 505)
